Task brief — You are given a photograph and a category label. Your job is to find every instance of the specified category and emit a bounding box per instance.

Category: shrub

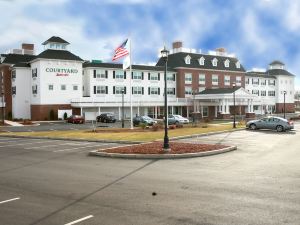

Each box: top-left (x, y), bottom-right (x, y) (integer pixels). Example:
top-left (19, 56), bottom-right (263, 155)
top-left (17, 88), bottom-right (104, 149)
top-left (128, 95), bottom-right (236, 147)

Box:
top-left (201, 123), bottom-right (208, 128)
top-left (238, 120), bottom-right (246, 126)
top-left (63, 112), bottom-right (68, 120)
top-left (152, 123), bottom-right (163, 131)
top-left (176, 124), bottom-right (183, 128)
top-left (169, 125), bottom-right (176, 129)
top-left (139, 123), bottom-right (147, 129)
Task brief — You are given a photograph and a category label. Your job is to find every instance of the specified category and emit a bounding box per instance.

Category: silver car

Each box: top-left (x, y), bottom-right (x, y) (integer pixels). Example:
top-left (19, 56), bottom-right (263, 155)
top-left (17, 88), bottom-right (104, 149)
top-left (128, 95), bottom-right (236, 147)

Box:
top-left (246, 116), bottom-right (294, 132)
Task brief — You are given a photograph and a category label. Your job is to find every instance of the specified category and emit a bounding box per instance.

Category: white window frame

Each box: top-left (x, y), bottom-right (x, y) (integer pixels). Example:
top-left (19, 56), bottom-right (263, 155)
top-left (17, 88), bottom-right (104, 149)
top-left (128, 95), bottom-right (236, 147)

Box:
top-left (132, 71), bottom-right (142, 80)
top-left (150, 72), bottom-right (159, 81)
top-left (224, 75), bottom-right (230, 86)
top-left (115, 70), bottom-right (124, 79)
top-left (96, 85), bottom-right (107, 94)
top-left (167, 73), bottom-right (175, 81)
top-left (236, 61), bottom-right (241, 68)
top-left (32, 85), bottom-right (38, 94)
top-left (185, 86), bottom-right (192, 95)
top-left (61, 84), bottom-right (66, 91)
top-left (199, 74), bottom-right (205, 85)
top-left (96, 69), bottom-right (106, 78)
top-left (185, 55), bottom-right (191, 64)
top-left (261, 90), bottom-right (266, 96)
top-left (48, 84), bottom-right (54, 91)
top-left (236, 76), bottom-right (241, 86)
top-left (212, 58), bottom-right (218, 67)
top-left (150, 87), bottom-right (159, 95)
top-left (115, 86), bottom-right (125, 94)
top-left (73, 85), bottom-right (78, 91)
top-left (199, 56), bottom-right (205, 66)
top-left (224, 59), bottom-right (230, 68)
top-left (167, 87), bottom-right (175, 95)
top-left (133, 86), bottom-right (143, 95)
top-left (203, 106), bottom-right (208, 117)
top-left (212, 74), bottom-right (219, 85)
top-left (185, 73), bottom-right (192, 84)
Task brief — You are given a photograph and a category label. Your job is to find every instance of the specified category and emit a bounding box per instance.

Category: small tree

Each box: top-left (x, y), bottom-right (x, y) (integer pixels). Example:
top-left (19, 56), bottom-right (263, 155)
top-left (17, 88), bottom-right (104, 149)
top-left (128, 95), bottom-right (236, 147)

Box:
top-left (63, 112), bottom-right (68, 120)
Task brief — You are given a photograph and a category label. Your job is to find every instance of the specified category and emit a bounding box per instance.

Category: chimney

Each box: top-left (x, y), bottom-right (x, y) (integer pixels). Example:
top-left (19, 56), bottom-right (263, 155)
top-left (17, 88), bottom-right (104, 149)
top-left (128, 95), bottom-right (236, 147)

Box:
top-left (172, 41), bottom-right (183, 49)
top-left (22, 43), bottom-right (34, 51)
top-left (215, 47), bottom-right (226, 53)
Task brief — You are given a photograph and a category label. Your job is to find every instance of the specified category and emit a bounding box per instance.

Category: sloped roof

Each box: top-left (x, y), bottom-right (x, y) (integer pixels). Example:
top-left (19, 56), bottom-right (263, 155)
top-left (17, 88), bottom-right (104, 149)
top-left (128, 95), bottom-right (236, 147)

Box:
top-left (83, 62), bottom-right (176, 72)
top-left (42, 36), bottom-right (70, 45)
top-left (198, 87), bottom-right (241, 95)
top-left (246, 71), bottom-right (276, 79)
top-left (156, 52), bottom-right (246, 72)
top-left (269, 60), bottom-right (284, 65)
top-left (266, 69), bottom-right (294, 76)
top-left (1, 54), bottom-right (35, 64)
top-left (13, 62), bottom-right (31, 68)
top-left (35, 49), bottom-right (83, 61)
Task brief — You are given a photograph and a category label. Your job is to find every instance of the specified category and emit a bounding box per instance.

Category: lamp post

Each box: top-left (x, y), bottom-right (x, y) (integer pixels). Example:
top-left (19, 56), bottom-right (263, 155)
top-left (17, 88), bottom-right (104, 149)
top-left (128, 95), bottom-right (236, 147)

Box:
top-left (232, 82), bottom-right (236, 128)
top-left (161, 46), bottom-right (170, 151)
top-left (283, 91), bottom-right (287, 119)
top-left (121, 89), bottom-right (125, 128)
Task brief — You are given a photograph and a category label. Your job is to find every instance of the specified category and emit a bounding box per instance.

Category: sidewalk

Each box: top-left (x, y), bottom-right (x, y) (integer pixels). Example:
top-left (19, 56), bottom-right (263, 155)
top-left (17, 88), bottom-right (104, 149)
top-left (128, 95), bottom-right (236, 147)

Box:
top-left (4, 120), bottom-right (24, 127)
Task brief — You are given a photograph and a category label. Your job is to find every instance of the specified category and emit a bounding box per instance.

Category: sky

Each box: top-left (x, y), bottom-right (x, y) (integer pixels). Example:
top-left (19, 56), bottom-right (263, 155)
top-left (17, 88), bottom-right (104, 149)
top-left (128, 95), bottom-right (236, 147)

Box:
top-left (1, 0), bottom-right (300, 90)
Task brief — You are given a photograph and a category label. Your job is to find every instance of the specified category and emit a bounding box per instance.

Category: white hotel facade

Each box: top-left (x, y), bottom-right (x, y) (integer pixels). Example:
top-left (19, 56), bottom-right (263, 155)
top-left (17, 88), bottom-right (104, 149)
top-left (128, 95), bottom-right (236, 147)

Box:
top-left (0, 37), bottom-right (295, 121)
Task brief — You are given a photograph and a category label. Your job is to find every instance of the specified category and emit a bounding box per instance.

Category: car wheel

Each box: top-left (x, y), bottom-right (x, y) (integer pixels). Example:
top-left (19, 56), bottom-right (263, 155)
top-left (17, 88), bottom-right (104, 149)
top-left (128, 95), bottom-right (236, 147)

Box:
top-left (276, 125), bottom-right (284, 132)
top-left (249, 123), bottom-right (256, 130)
top-left (104, 119), bottom-right (107, 123)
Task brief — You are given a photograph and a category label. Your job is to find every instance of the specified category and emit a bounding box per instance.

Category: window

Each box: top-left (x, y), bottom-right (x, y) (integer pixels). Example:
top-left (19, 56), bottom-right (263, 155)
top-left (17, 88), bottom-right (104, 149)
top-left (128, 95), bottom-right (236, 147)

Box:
top-left (94, 85), bottom-right (108, 94)
top-left (199, 74), bottom-right (205, 85)
top-left (11, 70), bottom-right (16, 79)
top-left (224, 59), bottom-right (230, 68)
top-left (252, 79), bottom-right (259, 85)
top-left (148, 72), bottom-right (160, 81)
top-left (203, 106), bottom-right (208, 117)
top-left (236, 76), bottom-right (241, 86)
top-left (148, 87), bottom-right (160, 95)
top-left (245, 78), bottom-right (249, 85)
top-left (253, 105), bottom-right (259, 111)
top-left (261, 90), bottom-right (266, 96)
top-left (224, 75), bottom-right (230, 86)
top-left (236, 61), bottom-right (241, 68)
top-left (185, 55), bottom-right (191, 64)
top-left (199, 56), bottom-right (205, 65)
top-left (185, 86), bottom-right (192, 95)
top-left (167, 73), bottom-right (175, 81)
top-left (73, 85), bottom-right (78, 91)
top-left (132, 86), bottom-right (143, 95)
top-left (94, 69), bottom-right (107, 79)
top-left (268, 80), bottom-right (275, 86)
top-left (32, 68), bottom-right (37, 78)
top-left (114, 86), bottom-right (126, 94)
top-left (252, 90), bottom-right (259, 96)
top-left (48, 84), bottom-right (54, 91)
top-left (132, 71), bottom-right (143, 80)
top-left (32, 85), bottom-right (37, 94)
top-left (212, 58), bottom-right (218, 67)
top-left (12, 86), bottom-right (16, 95)
top-left (212, 74), bottom-right (218, 85)
top-left (268, 91), bottom-right (275, 96)
top-left (261, 80), bottom-right (266, 85)
top-left (167, 88), bottom-right (175, 95)
top-left (113, 70), bottom-right (125, 79)
top-left (61, 85), bottom-right (66, 90)
top-left (185, 73), bottom-right (192, 84)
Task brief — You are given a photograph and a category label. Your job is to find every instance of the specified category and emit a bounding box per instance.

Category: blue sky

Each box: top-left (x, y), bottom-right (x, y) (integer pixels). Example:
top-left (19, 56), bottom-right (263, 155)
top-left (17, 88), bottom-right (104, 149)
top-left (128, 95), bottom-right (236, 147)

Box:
top-left (1, 0), bottom-right (300, 89)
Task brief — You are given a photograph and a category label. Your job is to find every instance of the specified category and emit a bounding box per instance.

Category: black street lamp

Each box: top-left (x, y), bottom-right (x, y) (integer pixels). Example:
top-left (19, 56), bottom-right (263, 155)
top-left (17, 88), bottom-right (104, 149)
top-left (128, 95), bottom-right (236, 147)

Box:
top-left (232, 82), bottom-right (236, 128)
top-left (283, 91), bottom-right (287, 119)
top-left (121, 88), bottom-right (125, 128)
top-left (161, 46), bottom-right (170, 151)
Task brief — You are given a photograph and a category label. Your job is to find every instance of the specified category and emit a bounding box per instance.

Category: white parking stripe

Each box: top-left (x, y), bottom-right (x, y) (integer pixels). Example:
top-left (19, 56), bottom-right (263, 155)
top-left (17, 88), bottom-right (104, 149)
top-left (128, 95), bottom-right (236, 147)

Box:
top-left (24, 142), bottom-right (91, 149)
top-left (64, 215), bottom-right (93, 225)
top-left (53, 143), bottom-right (112, 152)
top-left (0, 197), bottom-right (20, 204)
top-left (0, 140), bottom-right (62, 148)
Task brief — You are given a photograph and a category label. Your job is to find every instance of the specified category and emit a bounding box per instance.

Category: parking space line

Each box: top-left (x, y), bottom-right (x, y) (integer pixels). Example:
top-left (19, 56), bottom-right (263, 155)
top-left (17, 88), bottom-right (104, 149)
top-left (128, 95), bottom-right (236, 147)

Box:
top-left (0, 140), bottom-right (62, 148)
top-left (0, 197), bottom-right (20, 204)
top-left (24, 142), bottom-right (91, 149)
top-left (53, 143), bottom-right (112, 152)
top-left (64, 215), bottom-right (93, 225)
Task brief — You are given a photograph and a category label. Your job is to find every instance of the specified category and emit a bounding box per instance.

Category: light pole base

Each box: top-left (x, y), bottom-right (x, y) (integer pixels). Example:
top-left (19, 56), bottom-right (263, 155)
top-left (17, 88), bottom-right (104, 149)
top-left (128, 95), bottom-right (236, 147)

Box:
top-left (162, 147), bottom-right (171, 152)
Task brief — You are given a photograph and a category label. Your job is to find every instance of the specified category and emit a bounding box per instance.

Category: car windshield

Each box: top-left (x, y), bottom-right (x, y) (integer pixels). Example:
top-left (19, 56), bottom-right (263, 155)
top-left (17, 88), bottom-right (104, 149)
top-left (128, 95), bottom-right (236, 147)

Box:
top-left (142, 116), bottom-right (152, 120)
top-left (174, 115), bottom-right (184, 119)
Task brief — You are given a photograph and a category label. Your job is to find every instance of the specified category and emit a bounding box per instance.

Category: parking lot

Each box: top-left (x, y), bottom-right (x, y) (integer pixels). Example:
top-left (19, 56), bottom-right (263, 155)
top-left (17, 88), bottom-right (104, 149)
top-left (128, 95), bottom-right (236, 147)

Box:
top-left (0, 123), bottom-right (299, 225)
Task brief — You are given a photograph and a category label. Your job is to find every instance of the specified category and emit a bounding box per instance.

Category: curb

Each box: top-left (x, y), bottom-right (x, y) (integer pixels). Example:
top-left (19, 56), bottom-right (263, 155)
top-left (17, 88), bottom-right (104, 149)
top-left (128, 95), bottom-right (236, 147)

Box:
top-left (89, 146), bottom-right (237, 159)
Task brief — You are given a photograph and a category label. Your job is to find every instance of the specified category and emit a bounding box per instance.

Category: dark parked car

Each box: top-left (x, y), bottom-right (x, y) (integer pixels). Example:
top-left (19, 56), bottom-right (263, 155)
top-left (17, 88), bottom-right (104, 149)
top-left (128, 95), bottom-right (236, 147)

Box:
top-left (67, 115), bottom-right (85, 124)
top-left (246, 116), bottom-right (294, 132)
top-left (133, 116), bottom-right (157, 126)
top-left (96, 113), bottom-right (116, 123)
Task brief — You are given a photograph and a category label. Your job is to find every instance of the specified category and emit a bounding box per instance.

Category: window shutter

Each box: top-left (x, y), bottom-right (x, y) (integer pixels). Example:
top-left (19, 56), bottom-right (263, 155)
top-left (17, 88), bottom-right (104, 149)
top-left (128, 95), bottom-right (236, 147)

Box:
top-left (106, 86), bottom-right (108, 94)
top-left (93, 86), bottom-right (96, 94)
top-left (158, 88), bottom-right (160, 95)
top-left (105, 70), bottom-right (108, 78)
top-left (142, 87), bottom-right (144, 95)
top-left (173, 73), bottom-right (175, 81)
top-left (132, 87), bottom-right (133, 94)
top-left (142, 72), bottom-right (144, 80)
top-left (173, 88), bottom-right (175, 95)
top-left (113, 71), bottom-right (115, 79)
top-left (148, 87), bottom-right (150, 95)
top-left (158, 73), bottom-right (160, 81)
top-left (93, 70), bottom-right (96, 78)
top-left (148, 73), bottom-right (150, 80)
top-left (124, 71), bottom-right (126, 79)
top-left (131, 72), bottom-right (133, 79)
top-left (124, 87), bottom-right (126, 94)
top-left (113, 86), bottom-right (115, 94)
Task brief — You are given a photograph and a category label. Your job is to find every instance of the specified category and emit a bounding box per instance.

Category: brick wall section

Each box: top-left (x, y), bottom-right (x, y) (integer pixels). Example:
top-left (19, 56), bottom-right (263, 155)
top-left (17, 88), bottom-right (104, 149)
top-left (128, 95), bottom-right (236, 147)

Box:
top-left (0, 66), bottom-right (12, 118)
top-left (31, 104), bottom-right (72, 121)
top-left (275, 103), bottom-right (295, 113)
top-left (175, 68), bottom-right (245, 97)
top-left (22, 43), bottom-right (34, 50)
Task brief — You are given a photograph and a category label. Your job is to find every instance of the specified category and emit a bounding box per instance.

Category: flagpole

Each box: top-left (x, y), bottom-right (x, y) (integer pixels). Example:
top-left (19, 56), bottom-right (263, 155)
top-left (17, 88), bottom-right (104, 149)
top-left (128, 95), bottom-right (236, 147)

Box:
top-left (129, 38), bottom-right (133, 129)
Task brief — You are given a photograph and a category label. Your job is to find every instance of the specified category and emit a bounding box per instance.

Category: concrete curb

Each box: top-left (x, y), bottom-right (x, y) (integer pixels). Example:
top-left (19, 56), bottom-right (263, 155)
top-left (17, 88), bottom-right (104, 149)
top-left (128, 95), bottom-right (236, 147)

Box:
top-left (89, 146), bottom-right (237, 159)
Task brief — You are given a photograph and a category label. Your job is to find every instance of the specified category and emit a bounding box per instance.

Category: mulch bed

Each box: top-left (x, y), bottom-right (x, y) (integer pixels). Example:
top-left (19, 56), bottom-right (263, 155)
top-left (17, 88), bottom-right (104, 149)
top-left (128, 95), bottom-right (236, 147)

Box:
top-left (103, 141), bottom-right (228, 154)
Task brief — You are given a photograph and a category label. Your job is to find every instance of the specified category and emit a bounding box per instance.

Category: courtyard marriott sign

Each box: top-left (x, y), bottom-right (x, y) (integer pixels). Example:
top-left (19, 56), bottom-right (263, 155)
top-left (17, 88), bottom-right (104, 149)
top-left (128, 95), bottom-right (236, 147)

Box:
top-left (45, 68), bottom-right (78, 76)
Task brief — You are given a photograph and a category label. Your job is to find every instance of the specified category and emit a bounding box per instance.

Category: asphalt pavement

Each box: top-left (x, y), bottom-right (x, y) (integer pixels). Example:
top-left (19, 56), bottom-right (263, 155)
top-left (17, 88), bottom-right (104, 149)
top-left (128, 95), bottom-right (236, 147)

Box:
top-left (0, 123), bottom-right (299, 225)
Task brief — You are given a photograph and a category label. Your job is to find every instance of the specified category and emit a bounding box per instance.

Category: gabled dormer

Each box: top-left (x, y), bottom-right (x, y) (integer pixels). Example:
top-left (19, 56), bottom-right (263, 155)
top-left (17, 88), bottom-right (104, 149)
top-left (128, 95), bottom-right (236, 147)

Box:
top-left (42, 36), bottom-right (70, 50)
top-left (236, 61), bottom-right (240, 69)
top-left (184, 55), bottom-right (191, 64)
top-left (212, 58), bottom-right (218, 67)
top-left (198, 56), bottom-right (205, 66)
top-left (224, 59), bottom-right (230, 68)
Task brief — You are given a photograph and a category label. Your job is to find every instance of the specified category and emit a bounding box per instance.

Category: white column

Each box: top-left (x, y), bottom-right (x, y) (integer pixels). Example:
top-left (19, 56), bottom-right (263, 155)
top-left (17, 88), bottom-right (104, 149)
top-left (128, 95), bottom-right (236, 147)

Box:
top-left (215, 106), bottom-right (217, 117)
top-left (222, 100), bottom-right (225, 114)
top-left (137, 106), bottom-right (140, 116)
top-left (226, 99), bottom-right (229, 114)
top-left (118, 107), bottom-right (121, 120)
top-left (250, 100), bottom-right (253, 113)
top-left (247, 99), bottom-right (250, 113)
top-left (155, 106), bottom-right (157, 119)
top-left (187, 106), bottom-right (189, 118)
top-left (144, 107), bottom-right (148, 116)
top-left (98, 107), bottom-right (101, 116)
top-left (80, 107), bottom-right (83, 116)
top-left (201, 105), bottom-right (203, 115)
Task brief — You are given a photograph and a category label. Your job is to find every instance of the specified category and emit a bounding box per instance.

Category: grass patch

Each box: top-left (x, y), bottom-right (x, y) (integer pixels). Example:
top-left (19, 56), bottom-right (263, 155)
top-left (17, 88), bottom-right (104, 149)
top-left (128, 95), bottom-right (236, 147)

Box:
top-left (0, 124), bottom-right (244, 142)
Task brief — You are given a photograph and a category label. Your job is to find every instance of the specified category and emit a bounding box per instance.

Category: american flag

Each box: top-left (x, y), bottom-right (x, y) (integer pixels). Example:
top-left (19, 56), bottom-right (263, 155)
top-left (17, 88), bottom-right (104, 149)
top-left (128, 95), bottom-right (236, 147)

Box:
top-left (112, 39), bottom-right (130, 61)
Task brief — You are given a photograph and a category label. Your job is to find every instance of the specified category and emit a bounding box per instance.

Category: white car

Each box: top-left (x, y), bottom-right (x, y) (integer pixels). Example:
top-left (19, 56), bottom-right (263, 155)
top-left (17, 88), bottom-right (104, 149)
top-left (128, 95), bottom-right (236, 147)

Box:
top-left (170, 115), bottom-right (190, 124)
